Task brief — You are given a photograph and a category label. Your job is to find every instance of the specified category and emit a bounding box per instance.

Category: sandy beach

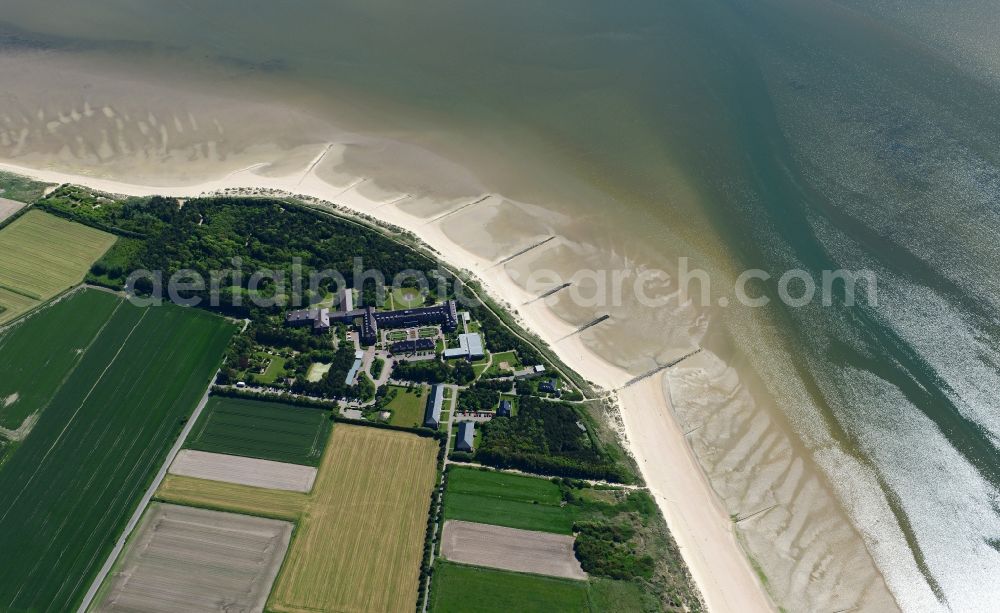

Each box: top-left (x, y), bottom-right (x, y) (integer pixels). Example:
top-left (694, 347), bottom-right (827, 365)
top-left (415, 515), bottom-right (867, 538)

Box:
top-left (0, 154), bottom-right (774, 612)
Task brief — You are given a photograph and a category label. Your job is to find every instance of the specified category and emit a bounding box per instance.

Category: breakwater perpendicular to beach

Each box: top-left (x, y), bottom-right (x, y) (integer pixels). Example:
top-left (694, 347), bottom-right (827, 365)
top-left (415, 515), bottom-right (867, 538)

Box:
top-left (491, 235), bottom-right (557, 268)
top-left (735, 504), bottom-right (778, 524)
top-left (559, 314), bottom-right (611, 341)
top-left (620, 348), bottom-right (703, 391)
top-left (427, 194), bottom-right (491, 223)
top-left (523, 282), bottom-right (572, 305)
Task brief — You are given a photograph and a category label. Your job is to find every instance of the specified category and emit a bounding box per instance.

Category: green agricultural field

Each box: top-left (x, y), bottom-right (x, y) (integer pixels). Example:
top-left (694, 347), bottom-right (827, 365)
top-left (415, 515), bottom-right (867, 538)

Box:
top-left (429, 561), bottom-right (589, 613)
top-left (0, 210), bottom-right (117, 323)
top-left (186, 396), bottom-right (332, 466)
top-left (0, 295), bottom-right (234, 612)
top-left (387, 384), bottom-right (428, 428)
top-left (0, 290), bottom-right (121, 440)
top-left (443, 467), bottom-right (575, 534)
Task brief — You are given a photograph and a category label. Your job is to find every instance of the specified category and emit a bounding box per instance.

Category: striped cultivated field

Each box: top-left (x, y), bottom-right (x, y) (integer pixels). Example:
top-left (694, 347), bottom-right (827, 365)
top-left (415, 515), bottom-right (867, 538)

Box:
top-left (0, 210), bottom-right (116, 323)
top-left (157, 474), bottom-right (308, 522)
top-left (157, 425), bottom-right (439, 613)
top-left (185, 396), bottom-right (332, 466)
top-left (92, 503), bottom-right (292, 613)
top-left (270, 426), bottom-right (438, 613)
top-left (0, 290), bottom-right (121, 439)
top-left (0, 294), bottom-right (234, 612)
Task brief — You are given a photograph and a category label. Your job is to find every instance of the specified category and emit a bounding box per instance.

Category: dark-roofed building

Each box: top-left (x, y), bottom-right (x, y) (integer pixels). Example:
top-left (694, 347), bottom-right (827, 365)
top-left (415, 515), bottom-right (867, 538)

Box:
top-left (538, 379), bottom-right (559, 394)
top-left (360, 306), bottom-right (379, 345)
top-left (285, 308), bottom-right (331, 333)
top-left (390, 339), bottom-right (435, 355)
top-left (424, 384), bottom-right (445, 429)
top-left (373, 300), bottom-right (459, 331)
top-left (497, 400), bottom-right (512, 418)
top-left (455, 421), bottom-right (475, 452)
top-left (358, 300), bottom-right (458, 345)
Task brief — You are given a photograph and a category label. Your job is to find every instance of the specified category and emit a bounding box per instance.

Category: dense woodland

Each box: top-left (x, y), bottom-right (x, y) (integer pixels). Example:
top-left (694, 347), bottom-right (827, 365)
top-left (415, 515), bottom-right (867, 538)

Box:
top-left (475, 396), bottom-right (630, 482)
top-left (39, 187), bottom-right (437, 313)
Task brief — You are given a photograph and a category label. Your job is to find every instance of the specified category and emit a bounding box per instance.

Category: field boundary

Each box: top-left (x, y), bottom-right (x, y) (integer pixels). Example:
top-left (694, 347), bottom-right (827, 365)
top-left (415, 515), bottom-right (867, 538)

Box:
top-left (76, 370), bottom-right (220, 613)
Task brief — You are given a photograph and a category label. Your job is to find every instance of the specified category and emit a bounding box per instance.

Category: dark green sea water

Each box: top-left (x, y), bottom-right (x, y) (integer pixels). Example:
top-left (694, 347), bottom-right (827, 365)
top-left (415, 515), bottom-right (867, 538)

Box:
top-left (1, 1), bottom-right (998, 610)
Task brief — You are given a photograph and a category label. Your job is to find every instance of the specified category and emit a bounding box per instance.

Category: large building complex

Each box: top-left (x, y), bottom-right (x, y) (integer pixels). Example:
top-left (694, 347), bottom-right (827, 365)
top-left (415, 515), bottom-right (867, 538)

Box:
top-left (284, 297), bottom-right (459, 346)
top-left (360, 300), bottom-right (459, 345)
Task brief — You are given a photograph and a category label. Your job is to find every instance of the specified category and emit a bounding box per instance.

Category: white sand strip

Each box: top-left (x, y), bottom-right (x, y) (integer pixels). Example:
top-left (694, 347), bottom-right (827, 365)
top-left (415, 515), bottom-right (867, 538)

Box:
top-left (441, 520), bottom-right (586, 580)
top-left (169, 449), bottom-right (317, 493)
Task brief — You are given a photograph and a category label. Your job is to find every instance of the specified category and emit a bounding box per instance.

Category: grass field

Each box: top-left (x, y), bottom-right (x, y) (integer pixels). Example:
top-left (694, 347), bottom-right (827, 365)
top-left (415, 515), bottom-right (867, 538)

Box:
top-left (0, 210), bottom-right (117, 323)
top-left (443, 467), bottom-right (575, 534)
top-left (429, 562), bottom-right (652, 613)
top-left (472, 355), bottom-right (492, 378)
top-left (256, 352), bottom-right (287, 384)
top-left (0, 290), bottom-right (121, 436)
top-left (0, 296), bottom-right (234, 612)
top-left (484, 350), bottom-right (521, 377)
top-left (305, 361), bottom-right (331, 382)
top-left (387, 329), bottom-right (408, 341)
top-left (158, 425), bottom-right (439, 613)
top-left (429, 561), bottom-right (589, 613)
top-left (393, 287), bottom-right (424, 308)
top-left (387, 384), bottom-right (428, 427)
top-left (185, 396), bottom-right (332, 466)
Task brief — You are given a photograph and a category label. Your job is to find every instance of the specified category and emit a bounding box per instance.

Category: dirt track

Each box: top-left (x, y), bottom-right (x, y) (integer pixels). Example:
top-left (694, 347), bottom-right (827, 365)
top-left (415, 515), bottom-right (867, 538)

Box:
top-left (441, 520), bottom-right (587, 580)
top-left (169, 449), bottom-right (317, 492)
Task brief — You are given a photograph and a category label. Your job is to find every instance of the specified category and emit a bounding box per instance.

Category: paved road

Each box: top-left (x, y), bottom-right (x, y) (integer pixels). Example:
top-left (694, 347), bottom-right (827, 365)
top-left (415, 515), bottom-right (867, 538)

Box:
top-left (75, 374), bottom-right (218, 613)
